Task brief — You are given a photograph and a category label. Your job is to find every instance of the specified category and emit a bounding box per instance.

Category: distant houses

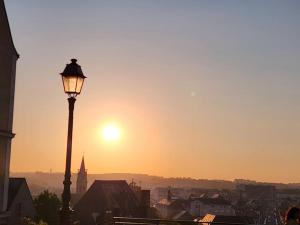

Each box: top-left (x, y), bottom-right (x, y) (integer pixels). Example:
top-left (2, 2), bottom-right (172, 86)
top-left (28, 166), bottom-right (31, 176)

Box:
top-left (154, 189), bottom-right (235, 220)
top-left (155, 197), bottom-right (190, 219)
top-left (189, 196), bottom-right (235, 217)
top-left (237, 184), bottom-right (276, 202)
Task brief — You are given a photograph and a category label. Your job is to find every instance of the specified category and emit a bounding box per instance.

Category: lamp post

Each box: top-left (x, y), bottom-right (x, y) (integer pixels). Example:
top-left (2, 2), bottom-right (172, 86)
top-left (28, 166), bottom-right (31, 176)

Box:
top-left (59, 59), bottom-right (86, 225)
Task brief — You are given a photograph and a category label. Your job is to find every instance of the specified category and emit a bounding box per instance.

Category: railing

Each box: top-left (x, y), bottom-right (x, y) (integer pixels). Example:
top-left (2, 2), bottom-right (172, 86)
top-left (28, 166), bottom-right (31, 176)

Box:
top-left (113, 217), bottom-right (254, 225)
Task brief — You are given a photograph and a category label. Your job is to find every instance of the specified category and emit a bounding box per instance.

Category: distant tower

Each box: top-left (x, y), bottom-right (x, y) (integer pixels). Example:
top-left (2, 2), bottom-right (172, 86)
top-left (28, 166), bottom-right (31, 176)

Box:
top-left (0, 0), bottom-right (19, 214)
top-left (167, 187), bottom-right (172, 201)
top-left (76, 157), bottom-right (87, 195)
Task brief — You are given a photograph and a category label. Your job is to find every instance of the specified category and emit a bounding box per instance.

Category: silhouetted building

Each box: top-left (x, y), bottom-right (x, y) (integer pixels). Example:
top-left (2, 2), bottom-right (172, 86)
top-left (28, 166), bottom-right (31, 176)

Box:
top-left (74, 180), bottom-right (150, 225)
top-left (189, 197), bottom-right (235, 217)
top-left (70, 157), bottom-right (88, 206)
top-left (76, 157), bottom-right (87, 195)
top-left (7, 178), bottom-right (36, 225)
top-left (277, 189), bottom-right (300, 201)
top-left (152, 187), bottom-right (188, 201)
top-left (237, 184), bottom-right (276, 201)
top-left (129, 180), bottom-right (150, 217)
top-left (154, 190), bottom-right (189, 219)
top-left (0, 0), bottom-right (19, 223)
top-left (155, 198), bottom-right (189, 219)
top-left (155, 190), bottom-right (235, 219)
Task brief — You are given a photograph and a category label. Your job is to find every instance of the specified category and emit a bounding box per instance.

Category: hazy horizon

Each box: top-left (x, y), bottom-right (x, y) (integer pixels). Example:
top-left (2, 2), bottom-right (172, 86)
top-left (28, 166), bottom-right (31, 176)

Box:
top-left (5, 1), bottom-right (300, 183)
top-left (9, 171), bottom-right (300, 185)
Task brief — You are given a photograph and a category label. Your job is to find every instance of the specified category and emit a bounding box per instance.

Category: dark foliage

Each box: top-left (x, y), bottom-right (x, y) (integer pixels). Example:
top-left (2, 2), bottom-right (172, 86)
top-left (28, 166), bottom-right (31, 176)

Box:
top-left (34, 190), bottom-right (61, 225)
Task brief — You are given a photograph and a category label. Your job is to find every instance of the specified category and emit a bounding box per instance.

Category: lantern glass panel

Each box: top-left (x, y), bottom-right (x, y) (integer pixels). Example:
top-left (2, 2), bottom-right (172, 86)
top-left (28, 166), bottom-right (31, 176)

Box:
top-left (62, 76), bottom-right (79, 94)
top-left (75, 77), bottom-right (84, 93)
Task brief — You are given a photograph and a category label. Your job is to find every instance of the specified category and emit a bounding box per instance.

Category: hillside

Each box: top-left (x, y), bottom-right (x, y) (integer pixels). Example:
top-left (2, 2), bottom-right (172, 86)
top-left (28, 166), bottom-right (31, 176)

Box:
top-left (10, 172), bottom-right (300, 196)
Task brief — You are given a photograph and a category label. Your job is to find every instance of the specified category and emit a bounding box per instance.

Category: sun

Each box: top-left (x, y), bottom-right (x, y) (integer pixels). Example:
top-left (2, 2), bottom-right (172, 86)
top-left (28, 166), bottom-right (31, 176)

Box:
top-left (102, 124), bottom-right (121, 141)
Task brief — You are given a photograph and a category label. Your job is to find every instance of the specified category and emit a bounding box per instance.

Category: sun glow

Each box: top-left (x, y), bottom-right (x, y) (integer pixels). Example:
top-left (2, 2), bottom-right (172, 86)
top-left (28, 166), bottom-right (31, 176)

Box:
top-left (102, 124), bottom-right (121, 141)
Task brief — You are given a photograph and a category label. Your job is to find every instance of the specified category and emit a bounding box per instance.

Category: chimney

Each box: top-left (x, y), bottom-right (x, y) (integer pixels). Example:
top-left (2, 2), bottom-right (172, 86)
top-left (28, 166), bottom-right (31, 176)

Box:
top-left (139, 190), bottom-right (150, 217)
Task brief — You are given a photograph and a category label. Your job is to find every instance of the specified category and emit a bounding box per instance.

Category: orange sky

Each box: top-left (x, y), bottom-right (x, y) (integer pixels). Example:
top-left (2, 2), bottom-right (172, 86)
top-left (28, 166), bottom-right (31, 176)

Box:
top-left (6, 1), bottom-right (300, 183)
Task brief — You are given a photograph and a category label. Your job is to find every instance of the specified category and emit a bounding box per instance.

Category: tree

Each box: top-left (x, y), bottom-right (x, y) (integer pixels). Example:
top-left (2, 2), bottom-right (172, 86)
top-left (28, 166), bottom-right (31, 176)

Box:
top-left (22, 217), bottom-right (47, 225)
top-left (34, 190), bottom-right (61, 225)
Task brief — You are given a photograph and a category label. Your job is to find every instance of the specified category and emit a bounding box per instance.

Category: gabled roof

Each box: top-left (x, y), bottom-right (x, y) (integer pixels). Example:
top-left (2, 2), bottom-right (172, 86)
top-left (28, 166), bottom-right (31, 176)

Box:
top-left (7, 178), bottom-right (26, 208)
top-left (74, 180), bottom-right (140, 216)
top-left (0, 0), bottom-right (19, 57)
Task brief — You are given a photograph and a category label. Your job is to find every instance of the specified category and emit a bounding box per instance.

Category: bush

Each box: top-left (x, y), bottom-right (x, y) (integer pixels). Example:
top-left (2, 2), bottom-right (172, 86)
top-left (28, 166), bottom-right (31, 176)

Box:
top-left (34, 190), bottom-right (62, 225)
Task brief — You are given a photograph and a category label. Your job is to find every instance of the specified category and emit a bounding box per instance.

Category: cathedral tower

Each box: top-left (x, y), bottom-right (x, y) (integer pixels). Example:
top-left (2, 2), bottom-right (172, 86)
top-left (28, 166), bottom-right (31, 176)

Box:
top-left (76, 157), bottom-right (87, 195)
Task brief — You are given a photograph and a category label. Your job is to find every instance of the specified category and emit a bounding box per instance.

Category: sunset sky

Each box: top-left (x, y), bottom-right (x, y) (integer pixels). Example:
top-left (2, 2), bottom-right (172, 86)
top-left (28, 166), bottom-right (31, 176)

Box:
top-left (5, 1), bottom-right (300, 183)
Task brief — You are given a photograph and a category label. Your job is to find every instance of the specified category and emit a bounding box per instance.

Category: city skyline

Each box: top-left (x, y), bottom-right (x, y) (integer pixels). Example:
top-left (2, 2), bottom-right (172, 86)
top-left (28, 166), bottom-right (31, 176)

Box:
top-left (5, 1), bottom-right (300, 183)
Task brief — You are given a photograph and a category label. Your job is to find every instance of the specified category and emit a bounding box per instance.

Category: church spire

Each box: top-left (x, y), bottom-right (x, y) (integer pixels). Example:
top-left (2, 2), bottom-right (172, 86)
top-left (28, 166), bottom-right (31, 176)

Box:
top-left (76, 156), bottom-right (87, 195)
top-left (80, 156), bottom-right (85, 172)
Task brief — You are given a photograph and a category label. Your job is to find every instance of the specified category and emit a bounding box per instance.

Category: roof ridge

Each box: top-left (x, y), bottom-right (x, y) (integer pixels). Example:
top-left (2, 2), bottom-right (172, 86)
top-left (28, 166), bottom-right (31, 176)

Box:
top-left (94, 180), bottom-right (127, 182)
top-left (0, 0), bottom-right (19, 57)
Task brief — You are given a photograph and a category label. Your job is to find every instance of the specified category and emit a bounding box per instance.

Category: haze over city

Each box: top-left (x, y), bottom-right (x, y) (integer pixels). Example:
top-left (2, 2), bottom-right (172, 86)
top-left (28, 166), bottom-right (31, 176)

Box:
top-left (5, 1), bottom-right (300, 183)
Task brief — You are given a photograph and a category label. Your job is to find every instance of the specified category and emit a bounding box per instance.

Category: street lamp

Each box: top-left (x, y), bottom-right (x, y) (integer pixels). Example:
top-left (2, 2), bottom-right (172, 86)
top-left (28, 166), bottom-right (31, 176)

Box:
top-left (59, 59), bottom-right (86, 225)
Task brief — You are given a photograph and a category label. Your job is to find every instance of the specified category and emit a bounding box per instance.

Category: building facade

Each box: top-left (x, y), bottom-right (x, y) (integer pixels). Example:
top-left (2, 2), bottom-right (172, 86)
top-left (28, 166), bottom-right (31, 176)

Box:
top-left (74, 180), bottom-right (147, 225)
top-left (0, 0), bottom-right (19, 223)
